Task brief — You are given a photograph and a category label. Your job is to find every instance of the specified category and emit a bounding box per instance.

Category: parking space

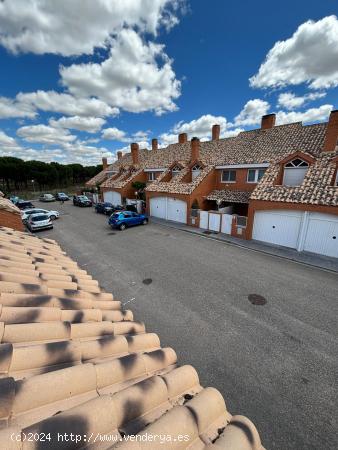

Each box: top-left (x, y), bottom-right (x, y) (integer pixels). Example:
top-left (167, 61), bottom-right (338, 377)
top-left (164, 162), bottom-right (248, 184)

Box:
top-left (39, 200), bottom-right (337, 450)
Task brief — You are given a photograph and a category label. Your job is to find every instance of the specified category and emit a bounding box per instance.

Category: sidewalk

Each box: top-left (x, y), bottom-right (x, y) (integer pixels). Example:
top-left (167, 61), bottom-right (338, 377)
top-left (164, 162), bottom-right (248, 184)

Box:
top-left (150, 217), bottom-right (338, 273)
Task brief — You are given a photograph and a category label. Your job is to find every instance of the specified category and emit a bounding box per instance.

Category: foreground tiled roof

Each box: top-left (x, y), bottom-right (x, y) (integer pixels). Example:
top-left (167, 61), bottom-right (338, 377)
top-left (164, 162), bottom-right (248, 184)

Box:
top-left (0, 196), bottom-right (21, 216)
top-left (0, 226), bottom-right (264, 449)
top-left (206, 190), bottom-right (252, 204)
top-left (252, 151), bottom-right (338, 206)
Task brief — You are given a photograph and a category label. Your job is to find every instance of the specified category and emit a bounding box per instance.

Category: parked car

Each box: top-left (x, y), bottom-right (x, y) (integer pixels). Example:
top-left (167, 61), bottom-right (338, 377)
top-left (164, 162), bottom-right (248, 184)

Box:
top-left (95, 202), bottom-right (124, 215)
top-left (21, 208), bottom-right (60, 223)
top-left (73, 195), bottom-right (92, 207)
top-left (55, 192), bottom-right (70, 201)
top-left (10, 195), bottom-right (20, 204)
top-left (39, 193), bottom-right (55, 202)
top-left (27, 213), bottom-right (53, 232)
top-left (16, 200), bottom-right (35, 210)
top-left (108, 211), bottom-right (148, 230)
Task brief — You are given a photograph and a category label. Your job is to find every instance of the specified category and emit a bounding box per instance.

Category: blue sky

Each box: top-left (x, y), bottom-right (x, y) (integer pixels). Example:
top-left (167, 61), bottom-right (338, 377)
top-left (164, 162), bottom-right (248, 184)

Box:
top-left (0, 0), bottom-right (337, 165)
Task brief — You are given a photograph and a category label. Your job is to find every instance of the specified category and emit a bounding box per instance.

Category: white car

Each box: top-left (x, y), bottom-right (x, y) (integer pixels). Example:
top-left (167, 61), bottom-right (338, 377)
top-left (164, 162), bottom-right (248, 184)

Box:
top-left (39, 193), bottom-right (55, 202)
top-left (21, 208), bottom-right (59, 223)
top-left (27, 213), bottom-right (53, 232)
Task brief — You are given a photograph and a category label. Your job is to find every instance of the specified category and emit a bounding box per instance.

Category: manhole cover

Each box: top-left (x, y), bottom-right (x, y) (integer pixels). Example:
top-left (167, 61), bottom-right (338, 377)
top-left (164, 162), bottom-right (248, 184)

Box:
top-left (142, 278), bottom-right (152, 285)
top-left (248, 294), bottom-right (267, 305)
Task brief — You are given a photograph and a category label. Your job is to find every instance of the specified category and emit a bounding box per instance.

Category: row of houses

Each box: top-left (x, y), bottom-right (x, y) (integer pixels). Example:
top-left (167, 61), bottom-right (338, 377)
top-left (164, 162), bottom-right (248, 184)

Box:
top-left (87, 110), bottom-right (338, 259)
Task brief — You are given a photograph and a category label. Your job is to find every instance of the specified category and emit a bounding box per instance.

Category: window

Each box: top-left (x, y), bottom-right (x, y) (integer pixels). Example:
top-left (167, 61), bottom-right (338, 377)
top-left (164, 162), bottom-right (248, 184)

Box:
top-left (172, 165), bottom-right (181, 176)
top-left (283, 158), bottom-right (309, 186)
top-left (221, 170), bottom-right (236, 183)
top-left (335, 171), bottom-right (338, 186)
top-left (247, 168), bottom-right (266, 183)
top-left (148, 172), bottom-right (156, 181)
top-left (191, 164), bottom-right (202, 179)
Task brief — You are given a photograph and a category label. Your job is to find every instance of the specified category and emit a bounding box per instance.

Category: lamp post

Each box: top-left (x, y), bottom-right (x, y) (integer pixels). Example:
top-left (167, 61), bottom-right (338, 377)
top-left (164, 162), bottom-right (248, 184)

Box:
top-left (216, 198), bottom-right (222, 211)
top-left (31, 179), bottom-right (36, 195)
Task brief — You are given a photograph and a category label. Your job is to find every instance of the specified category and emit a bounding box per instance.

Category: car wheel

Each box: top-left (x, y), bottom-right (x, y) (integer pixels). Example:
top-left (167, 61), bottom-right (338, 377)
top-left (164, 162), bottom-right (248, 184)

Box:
top-left (119, 223), bottom-right (126, 231)
top-left (50, 215), bottom-right (56, 220)
top-left (142, 219), bottom-right (148, 225)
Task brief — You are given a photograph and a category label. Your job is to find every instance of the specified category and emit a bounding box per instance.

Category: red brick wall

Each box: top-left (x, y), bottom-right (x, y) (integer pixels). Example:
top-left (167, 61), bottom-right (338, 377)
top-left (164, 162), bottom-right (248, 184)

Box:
top-left (215, 168), bottom-right (258, 192)
top-left (0, 211), bottom-right (24, 231)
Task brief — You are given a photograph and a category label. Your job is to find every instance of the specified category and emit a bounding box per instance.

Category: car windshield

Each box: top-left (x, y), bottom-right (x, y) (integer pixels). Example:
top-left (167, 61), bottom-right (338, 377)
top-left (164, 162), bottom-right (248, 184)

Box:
top-left (79, 196), bottom-right (89, 200)
top-left (112, 213), bottom-right (121, 219)
top-left (104, 203), bottom-right (112, 207)
top-left (32, 215), bottom-right (48, 221)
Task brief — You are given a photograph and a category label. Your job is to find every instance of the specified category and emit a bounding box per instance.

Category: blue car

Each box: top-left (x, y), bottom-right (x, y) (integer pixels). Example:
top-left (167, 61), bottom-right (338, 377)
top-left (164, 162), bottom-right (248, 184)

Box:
top-left (108, 211), bottom-right (148, 230)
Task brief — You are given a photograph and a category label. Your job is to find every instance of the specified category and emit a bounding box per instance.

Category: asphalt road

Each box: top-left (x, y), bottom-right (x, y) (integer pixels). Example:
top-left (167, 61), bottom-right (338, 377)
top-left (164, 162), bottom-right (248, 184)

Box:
top-left (37, 200), bottom-right (337, 450)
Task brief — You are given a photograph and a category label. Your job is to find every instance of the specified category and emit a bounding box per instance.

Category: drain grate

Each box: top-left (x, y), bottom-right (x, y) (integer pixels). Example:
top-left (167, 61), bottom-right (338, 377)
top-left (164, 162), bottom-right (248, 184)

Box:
top-left (107, 232), bottom-right (116, 235)
top-left (248, 294), bottom-right (267, 305)
top-left (142, 278), bottom-right (152, 285)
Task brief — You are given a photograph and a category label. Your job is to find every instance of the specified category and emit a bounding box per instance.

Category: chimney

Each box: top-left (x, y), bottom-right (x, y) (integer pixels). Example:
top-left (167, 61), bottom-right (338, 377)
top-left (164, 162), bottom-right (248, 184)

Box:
top-left (191, 137), bottom-right (200, 161)
top-left (152, 138), bottom-right (158, 151)
top-left (131, 143), bottom-right (139, 164)
top-left (261, 113), bottom-right (276, 130)
top-left (102, 157), bottom-right (108, 170)
top-left (323, 110), bottom-right (338, 152)
top-left (212, 124), bottom-right (220, 141)
top-left (117, 151), bottom-right (123, 161)
top-left (178, 132), bottom-right (188, 144)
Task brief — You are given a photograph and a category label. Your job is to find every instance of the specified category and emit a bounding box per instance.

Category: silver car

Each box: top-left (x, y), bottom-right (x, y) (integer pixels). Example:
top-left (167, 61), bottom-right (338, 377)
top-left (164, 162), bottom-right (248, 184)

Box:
top-left (39, 193), bottom-right (55, 202)
top-left (27, 213), bottom-right (53, 232)
top-left (21, 208), bottom-right (59, 223)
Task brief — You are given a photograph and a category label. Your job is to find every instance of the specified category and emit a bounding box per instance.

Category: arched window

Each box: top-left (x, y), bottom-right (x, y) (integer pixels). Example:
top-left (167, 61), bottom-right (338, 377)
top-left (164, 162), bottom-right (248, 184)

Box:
top-left (283, 158), bottom-right (309, 186)
top-left (172, 165), bottom-right (181, 177)
top-left (191, 164), bottom-right (202, 179)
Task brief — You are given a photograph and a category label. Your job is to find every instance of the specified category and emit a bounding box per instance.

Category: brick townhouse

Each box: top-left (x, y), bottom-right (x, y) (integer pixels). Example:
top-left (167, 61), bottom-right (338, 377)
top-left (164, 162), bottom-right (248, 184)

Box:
top-left (87, 110), bottom-right (338, 258)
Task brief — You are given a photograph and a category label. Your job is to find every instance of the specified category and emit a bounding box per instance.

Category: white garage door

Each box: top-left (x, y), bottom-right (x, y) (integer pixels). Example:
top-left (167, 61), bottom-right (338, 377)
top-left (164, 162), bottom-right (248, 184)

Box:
top-left (167, 198), bottom-right (187, 223)
top-left (150, 197), bottom-right (166, 220)
top-left (303, 213), bottom-right (338, 258)
top-left (253, 210), bottom-right (303, 249)
top-left (150, 197), bottom-right (187, 224)
top-left (103, 191), bottom-right (121, 205)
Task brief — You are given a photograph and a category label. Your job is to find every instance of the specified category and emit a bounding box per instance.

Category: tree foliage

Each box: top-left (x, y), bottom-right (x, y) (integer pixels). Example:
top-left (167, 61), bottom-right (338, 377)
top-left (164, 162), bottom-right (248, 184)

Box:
top-left (0, 156), bottom-right (102, 192)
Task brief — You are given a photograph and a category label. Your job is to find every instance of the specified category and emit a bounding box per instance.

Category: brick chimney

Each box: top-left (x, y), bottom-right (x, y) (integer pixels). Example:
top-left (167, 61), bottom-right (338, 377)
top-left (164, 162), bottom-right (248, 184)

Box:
top-left (131, 143), bottom-right (139, 164)
top-left (323, 110), bottom-right (338, 152)
top-left (117, 151), bottom-right (123, 161)
top-left (178, 133), bottom-right (188, 144)
top-left (261, 113), bottom-right (276, 130)
top-left (191, 137), bottom-right (200, 161)
top-left (152, 138), bottom-right (158, 151)
top-left (212, 124), bottom-right (220, 141)
top-left (102, 157), bottom-right (108, 170)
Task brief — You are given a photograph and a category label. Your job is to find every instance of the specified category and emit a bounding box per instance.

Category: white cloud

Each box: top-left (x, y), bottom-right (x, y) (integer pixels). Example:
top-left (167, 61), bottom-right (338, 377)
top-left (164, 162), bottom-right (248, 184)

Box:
top-left (0, 130), bottom-right (18, 148)
top-left (0, 0), bottom-right (183, 56)
top-left (276, 104), bottom-right (333, 125)
top-left (159, 114), bottom-right (228, 146)
top-left (17, 124), bottom-right (76, 146)
top-left (102, 127), bottom-right (129, 142)
top-left (277, 91), bottom-right (326, 110)
top-left (0, 96), bottom-right (36, 119)
top-left (49, 116), bottom-right (106, 133)
top-left (60, 29), bottom-right (181, 115)
top-left (250, 15), bottom-right (338, 89)
top-left (234, 99), bottom-right (270, 126)
top-left (17, 91), bottom-right (118, 118)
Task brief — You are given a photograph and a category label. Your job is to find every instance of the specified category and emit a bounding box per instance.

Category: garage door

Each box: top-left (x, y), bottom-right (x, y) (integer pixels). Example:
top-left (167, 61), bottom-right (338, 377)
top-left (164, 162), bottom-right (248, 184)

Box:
top-left (253, 210), bottom-right (303, 249)
top-left (167, 198), bottom-right (187, 223)
top-left (303, 213), bottom-right (338, 258)
top-left (103, 191), bottom-right (121, 205)
top-left (150, 197), bottom-right (166, 220)
top-left (149, 197), bottom-right (187, 224)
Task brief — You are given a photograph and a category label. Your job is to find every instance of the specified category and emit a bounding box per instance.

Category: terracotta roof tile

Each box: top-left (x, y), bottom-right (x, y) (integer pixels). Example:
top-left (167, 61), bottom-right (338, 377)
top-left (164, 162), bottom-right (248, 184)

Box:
top-left (206, 190), bottom-right (251, 203)
top-left (0, 226), bottom-right (264, 448)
